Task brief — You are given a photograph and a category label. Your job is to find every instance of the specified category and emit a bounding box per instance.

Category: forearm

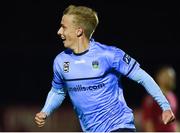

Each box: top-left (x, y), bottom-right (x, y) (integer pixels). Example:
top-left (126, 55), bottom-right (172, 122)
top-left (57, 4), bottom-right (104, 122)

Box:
top-left (41, 87), bottom-right (66, 116)
top-left (130, 68), bottom-right (171, 111)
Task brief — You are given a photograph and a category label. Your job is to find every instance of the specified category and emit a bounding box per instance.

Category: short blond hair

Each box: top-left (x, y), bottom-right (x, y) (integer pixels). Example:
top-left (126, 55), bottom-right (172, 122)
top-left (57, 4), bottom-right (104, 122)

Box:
top-left (63, 5), bottom-right (99, 39)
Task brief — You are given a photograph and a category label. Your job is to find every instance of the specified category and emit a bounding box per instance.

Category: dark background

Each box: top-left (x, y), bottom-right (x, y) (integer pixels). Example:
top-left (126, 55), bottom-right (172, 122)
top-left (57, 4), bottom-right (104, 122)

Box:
top-left (0, 1), bottom-right (179, 131)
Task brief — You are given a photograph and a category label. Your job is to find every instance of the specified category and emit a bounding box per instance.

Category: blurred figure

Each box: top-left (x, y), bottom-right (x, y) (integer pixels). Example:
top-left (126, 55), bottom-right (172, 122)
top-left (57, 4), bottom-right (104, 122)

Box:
top-left (142, 65), bottom-right (178, 131)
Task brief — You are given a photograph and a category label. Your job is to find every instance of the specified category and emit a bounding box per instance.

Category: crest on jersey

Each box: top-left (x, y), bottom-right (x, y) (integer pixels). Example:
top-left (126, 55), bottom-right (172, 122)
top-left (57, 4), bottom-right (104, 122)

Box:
top-left (92, 60), bottom-right (99, 69)
top-left (63, 62), bottom-right (70, 72)
top-left (123, 54), bottom-right (131, 64)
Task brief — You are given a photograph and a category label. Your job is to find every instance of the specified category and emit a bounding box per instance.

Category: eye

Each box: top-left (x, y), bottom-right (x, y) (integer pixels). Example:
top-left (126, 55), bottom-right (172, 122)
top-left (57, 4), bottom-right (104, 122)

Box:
top-left (61, 24), bottom-right (66, 29)
top-left (60, 24), bottom-right (65, 29)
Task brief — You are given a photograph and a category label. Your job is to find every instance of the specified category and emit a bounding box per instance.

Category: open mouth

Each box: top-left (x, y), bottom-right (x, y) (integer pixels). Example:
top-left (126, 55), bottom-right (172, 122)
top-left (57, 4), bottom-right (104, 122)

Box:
top-left (61, 36), bottom-right (66, 42)
top-left (61, 38), bottom-right (66, 43)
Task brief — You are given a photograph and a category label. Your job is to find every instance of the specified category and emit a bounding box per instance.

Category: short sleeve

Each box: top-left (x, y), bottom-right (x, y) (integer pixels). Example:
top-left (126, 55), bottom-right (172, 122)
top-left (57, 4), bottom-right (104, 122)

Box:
top-left (113, 48), bottom-right (140, 78)
top-left (51, 57), bottom-right (64, 90)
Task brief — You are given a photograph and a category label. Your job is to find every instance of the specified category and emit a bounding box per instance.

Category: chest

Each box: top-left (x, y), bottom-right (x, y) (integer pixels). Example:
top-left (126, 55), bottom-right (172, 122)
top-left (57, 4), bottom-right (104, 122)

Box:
top-left (60, 55), bottom-right (110, 80)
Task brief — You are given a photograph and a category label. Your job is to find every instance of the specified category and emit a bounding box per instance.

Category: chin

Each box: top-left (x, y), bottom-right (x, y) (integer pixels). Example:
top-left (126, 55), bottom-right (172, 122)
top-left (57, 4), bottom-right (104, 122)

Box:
top-left (64, 43), bottom-right (70, 48)
top-left (64, 43), bottom-right (68, 47)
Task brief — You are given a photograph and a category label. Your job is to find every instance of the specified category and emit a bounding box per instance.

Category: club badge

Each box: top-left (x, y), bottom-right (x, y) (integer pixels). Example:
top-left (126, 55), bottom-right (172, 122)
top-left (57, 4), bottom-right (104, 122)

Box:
top-left (123, 54), bottom-right (131, 64)
top-left (92, 60), bottom-right (99, 69)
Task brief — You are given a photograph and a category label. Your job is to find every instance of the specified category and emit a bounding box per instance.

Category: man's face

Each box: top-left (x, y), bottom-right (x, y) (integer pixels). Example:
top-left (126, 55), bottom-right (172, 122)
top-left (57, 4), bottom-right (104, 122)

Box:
top-left (57, 15), bottom-right (78, 49)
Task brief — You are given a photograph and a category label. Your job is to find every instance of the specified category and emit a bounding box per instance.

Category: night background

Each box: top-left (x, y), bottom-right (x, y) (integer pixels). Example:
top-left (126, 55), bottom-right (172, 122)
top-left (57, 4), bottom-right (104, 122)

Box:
top-left (0, 1), bottom-right (179, 131)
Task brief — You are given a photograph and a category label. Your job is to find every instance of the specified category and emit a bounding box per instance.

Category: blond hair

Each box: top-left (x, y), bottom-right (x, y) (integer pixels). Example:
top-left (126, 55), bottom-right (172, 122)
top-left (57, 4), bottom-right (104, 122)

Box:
top-left (63, 5), bottom-right (99, 39)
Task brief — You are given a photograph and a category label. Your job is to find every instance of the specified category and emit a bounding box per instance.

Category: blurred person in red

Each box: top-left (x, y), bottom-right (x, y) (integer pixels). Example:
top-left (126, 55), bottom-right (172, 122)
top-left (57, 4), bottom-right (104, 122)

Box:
top-left (142, 65), bottom-right (178, 131)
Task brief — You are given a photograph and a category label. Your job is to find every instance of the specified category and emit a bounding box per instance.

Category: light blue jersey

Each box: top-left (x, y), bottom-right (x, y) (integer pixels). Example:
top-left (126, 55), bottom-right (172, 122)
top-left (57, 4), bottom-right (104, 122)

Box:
top-left (52, 39), bottom-right (139, 131)
top-left (42, 39), bottom-right (171, 132)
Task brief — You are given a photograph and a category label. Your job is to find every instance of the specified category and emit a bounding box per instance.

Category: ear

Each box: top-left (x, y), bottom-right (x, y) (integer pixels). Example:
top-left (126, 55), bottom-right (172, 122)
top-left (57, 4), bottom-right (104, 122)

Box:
top-left (76, 28), bottom-right (83, 37)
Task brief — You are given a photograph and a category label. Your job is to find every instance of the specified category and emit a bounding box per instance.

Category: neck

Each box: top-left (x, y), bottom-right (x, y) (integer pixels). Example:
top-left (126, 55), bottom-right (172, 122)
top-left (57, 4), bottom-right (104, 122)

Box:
top-left (73, 37), bottom-right (89, 54)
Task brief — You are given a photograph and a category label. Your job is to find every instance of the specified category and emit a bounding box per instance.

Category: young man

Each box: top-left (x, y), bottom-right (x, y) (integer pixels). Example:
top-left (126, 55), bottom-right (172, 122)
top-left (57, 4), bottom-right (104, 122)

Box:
top-left (142, 66), bottom-right (178, 131)
top-left (35, 5), bottom-right (175, 132)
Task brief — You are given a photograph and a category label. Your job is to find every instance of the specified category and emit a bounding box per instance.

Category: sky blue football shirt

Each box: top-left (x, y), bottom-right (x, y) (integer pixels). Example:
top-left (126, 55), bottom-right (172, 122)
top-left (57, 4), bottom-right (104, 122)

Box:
top-left (51, 39), bottom-right (141, 131)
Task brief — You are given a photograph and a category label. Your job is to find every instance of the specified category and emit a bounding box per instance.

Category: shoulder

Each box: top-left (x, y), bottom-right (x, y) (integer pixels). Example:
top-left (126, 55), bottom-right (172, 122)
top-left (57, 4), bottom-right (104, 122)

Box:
top-left (56, 49), bottom-right (72, 58)
top-left (92, 40), bottom-right (127, 67)
top-left (93, 41), bottom-right (124, 58)
top-left (53, 49), bottom-right (72, 65)
top-left (94, 41), bottom-right (118, 52)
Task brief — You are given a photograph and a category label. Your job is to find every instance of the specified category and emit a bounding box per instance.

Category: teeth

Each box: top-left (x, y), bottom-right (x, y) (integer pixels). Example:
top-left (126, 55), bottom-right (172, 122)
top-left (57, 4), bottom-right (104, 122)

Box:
top-left (61, 37), bottom-right (66, 41)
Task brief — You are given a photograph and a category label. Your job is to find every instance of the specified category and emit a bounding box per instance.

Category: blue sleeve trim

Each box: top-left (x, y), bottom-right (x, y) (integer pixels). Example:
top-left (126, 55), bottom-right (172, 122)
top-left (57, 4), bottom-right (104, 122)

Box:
top-left (125, 61), bottom-right (137, 77)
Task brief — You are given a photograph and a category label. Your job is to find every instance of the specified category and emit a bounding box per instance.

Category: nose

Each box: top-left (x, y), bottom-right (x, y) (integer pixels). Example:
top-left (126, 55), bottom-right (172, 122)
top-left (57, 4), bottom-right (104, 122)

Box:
top-left (57, 27), bottom-right (63, 36)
